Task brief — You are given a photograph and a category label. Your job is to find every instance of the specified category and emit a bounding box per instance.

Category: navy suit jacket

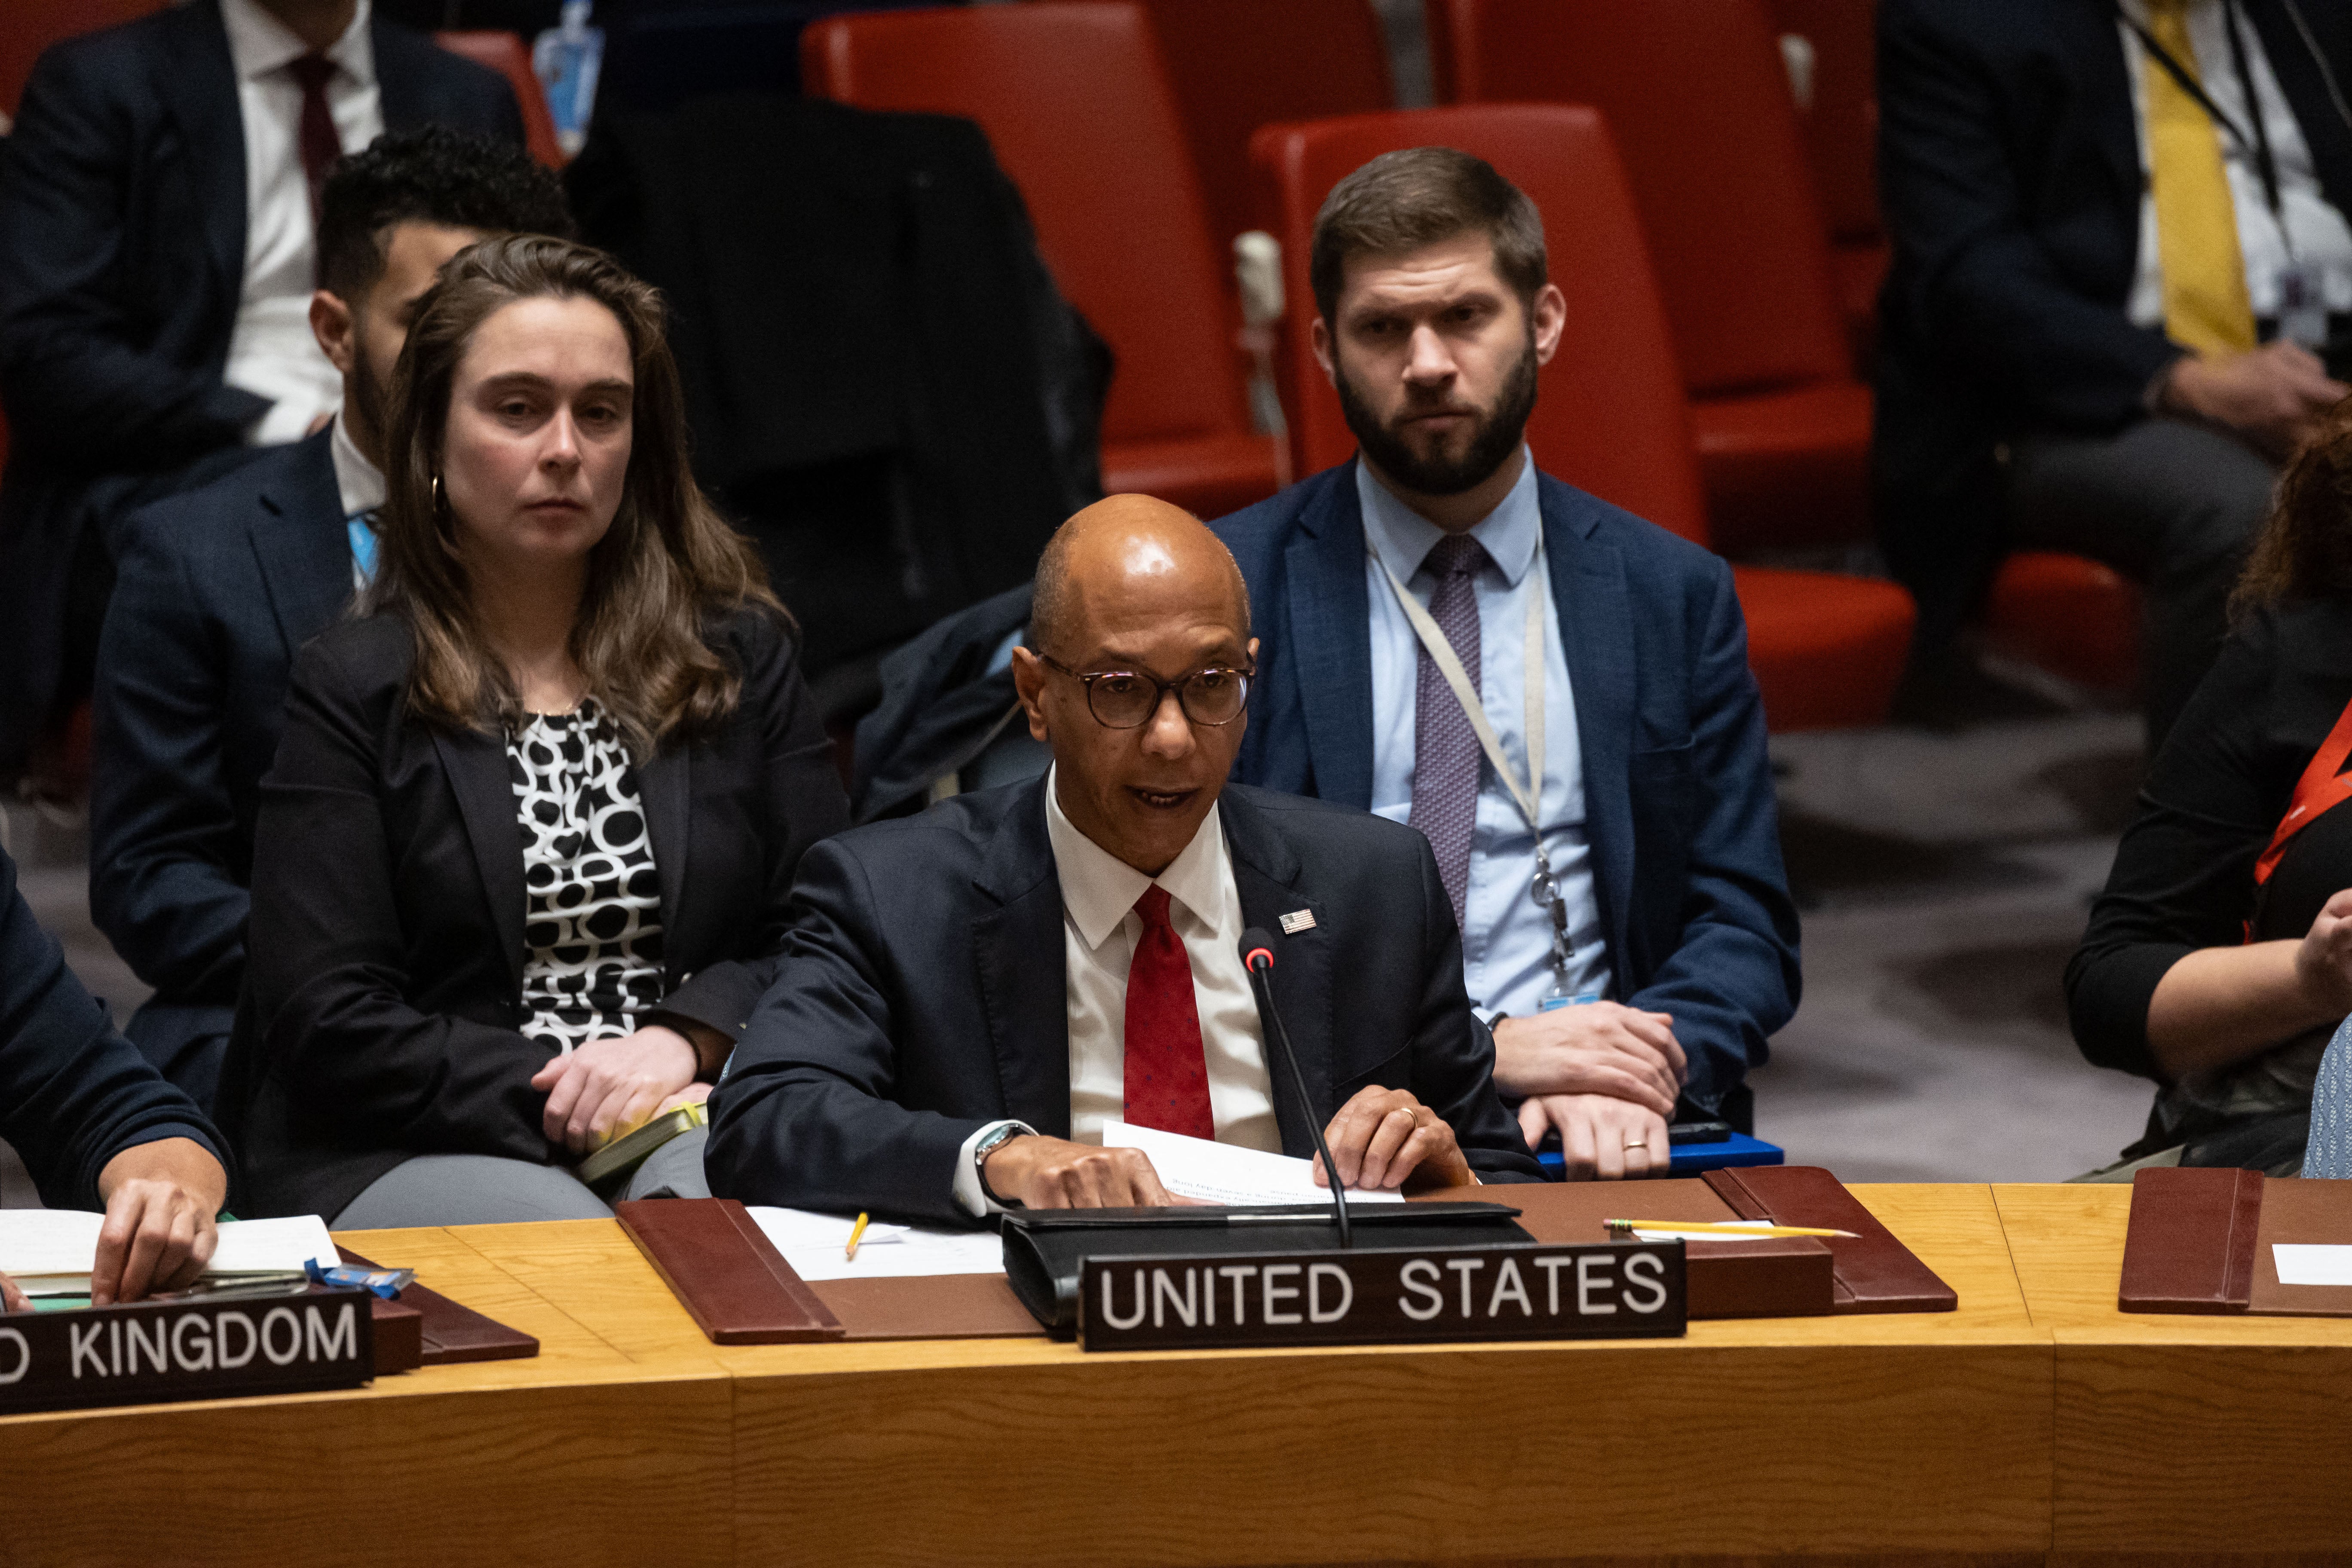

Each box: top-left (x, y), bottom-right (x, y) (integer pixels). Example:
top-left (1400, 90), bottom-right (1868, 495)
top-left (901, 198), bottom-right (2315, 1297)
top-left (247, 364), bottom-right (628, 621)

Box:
top-left (1873, 0), bottom-right (2352, 645)
top-left (89, 433), bottom-right (352, 1099)
top-left (705, 777), bottom-right (1546, 1224)
top-left (0, 847), bottom-right (230, 1213)
top-left (0, 0), bottom-right (521, 772)
top-left (1211, 462), bottom-right (1800, 1117)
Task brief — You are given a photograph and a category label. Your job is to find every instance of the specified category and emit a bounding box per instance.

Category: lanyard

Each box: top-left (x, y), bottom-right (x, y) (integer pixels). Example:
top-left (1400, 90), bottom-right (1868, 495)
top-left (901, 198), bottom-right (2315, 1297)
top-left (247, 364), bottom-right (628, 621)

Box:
top-left (2120, 0), bottom-right (2289, 228)
top-left (2255, 688), bottom-right (2352, 885)
top-left (1370, 533), bottom-right (1548, 841)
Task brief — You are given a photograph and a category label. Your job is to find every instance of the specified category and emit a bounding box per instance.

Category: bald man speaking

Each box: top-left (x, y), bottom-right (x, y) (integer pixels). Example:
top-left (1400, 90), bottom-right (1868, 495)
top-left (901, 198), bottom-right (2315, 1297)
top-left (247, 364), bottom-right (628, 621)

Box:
top-left (707, 497), bottom-right (1541, 1220)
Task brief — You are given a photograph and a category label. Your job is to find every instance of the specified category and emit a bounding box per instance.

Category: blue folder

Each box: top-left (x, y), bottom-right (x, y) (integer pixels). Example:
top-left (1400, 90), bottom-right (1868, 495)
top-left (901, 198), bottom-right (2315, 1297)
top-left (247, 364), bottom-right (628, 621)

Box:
top-left (1536, 1130), bottom-right (1785, 1177)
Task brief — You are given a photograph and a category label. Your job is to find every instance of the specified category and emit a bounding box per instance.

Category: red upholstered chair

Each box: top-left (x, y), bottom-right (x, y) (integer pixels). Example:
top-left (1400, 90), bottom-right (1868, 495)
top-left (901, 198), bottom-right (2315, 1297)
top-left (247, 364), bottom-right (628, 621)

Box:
top-left (1071, 0), bottom-right (1393, 259)
top-left (802, 3), bottom-right (1278, 519)
top-left (1249, 104), bottom-right (1914, 732)
top-left (434, 29), bottom-right (567, 169)
top-left (1981, 552), bottom-right (2145, 696)
top-left (2, 0), bottom-right (168, 117)
top-left (1427, 0), bottom-right (1868, 556)
top-left (1769, 0), bottom-right (1886, 361)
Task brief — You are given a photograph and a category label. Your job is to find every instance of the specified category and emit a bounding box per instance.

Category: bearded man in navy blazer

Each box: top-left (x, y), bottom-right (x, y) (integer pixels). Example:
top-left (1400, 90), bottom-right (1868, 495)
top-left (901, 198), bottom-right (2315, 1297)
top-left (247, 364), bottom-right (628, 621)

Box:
top-left (1211, 149), bottom-right (1801, 1179)
top-left (87, 129), bottom-right (572, 1108)
top-left (707, 496), bottom-right (1541, 1222)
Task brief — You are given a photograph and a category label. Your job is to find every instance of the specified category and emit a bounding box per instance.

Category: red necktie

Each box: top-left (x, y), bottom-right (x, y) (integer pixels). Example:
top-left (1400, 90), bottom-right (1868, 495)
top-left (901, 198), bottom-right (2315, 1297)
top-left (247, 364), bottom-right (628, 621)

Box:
top-left (288, 53), bottom-right (342, 232)
top-left (1123, 886), bottom-right (1215, 1140)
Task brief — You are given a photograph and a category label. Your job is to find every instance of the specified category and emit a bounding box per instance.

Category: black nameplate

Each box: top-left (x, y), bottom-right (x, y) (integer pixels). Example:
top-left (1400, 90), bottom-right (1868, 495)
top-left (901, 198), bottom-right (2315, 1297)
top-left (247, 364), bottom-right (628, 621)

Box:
top-left (0, 1288), bottom-right (375, 1415)
top-left (1078, 1242), bottom-right (1685, 1351)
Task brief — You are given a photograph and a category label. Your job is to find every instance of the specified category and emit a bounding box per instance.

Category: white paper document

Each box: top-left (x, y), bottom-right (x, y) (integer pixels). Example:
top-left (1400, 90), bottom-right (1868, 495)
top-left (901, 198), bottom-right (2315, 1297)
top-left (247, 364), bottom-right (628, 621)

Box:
top-left (747, 1207), bottom-right (1007, 1282)
top-left (0, 1211), bottom-right (337, 1295)
top-left (1100, 1121), bottom-right (1406, 1207)
top-left (1631, 1221), bottom-right (1782, 1244)
top-left (2272, 1243), bottom-right (2352, 1286)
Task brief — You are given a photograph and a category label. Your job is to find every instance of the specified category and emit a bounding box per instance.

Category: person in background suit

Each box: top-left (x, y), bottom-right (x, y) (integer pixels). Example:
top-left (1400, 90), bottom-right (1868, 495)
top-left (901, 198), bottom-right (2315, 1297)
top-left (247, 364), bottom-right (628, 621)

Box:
top-left (0, 0), bottom-right (522, 787)
top-left (1212, 149), bottom-right (1801, 1180)
top-left (220, 236), bottom-right (851, 1225)
top-left (706, 495), bottom-right (1544, 1224)
top-left (89, 127), bottom-right (573, 1113)
top-left (1877, 0), bottom-right (2352, 751)
top-left (0, 848), bottom-right (232, 1312)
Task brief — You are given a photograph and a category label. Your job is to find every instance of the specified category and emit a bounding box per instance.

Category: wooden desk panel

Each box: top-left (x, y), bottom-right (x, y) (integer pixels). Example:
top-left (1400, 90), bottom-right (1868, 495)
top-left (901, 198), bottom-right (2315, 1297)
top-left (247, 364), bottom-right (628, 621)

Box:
top-left (1998, 1184), bottom-right (2352, 1558)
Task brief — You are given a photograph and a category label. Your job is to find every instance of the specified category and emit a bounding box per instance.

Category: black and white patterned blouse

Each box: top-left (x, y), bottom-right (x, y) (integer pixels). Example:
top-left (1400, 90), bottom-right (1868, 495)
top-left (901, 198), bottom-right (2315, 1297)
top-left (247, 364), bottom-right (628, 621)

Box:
top-left (506, 699), bottom-right (667, 1056)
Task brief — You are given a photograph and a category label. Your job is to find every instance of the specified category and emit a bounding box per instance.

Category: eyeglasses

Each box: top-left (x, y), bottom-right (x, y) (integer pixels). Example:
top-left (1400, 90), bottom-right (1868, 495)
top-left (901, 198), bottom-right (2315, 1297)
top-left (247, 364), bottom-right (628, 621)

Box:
top-left (1036, 653), bottom-right (1253, 729)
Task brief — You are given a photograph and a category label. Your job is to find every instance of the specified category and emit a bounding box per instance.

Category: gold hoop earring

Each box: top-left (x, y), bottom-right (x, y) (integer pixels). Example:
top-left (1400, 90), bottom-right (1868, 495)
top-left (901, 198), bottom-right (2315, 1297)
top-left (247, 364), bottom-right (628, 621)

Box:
top-left (430, 474), bottom-right (443, 511)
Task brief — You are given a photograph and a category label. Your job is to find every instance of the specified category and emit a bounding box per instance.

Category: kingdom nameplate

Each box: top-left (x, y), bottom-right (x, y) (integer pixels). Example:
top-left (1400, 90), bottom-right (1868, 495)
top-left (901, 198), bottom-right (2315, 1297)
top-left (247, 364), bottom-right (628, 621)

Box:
top-left (0, 1288), bottom-right (375, 1415)
top-left (1078, 1242), bottom-right (1684, 1350)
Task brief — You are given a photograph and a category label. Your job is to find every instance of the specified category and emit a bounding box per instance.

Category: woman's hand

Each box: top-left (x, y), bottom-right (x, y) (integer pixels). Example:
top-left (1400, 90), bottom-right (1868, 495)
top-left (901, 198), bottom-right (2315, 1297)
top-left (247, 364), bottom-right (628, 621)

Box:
top-left (531, 1027), bottom-right (701, 1154)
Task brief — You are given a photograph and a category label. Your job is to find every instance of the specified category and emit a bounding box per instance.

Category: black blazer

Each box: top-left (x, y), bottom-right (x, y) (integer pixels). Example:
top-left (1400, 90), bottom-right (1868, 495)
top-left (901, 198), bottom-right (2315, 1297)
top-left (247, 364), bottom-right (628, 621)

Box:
top-left (704, 778), bottom-right (1546, 1225)
top-left (0, 0), bottom-right (521, 769)
top-left (89, 433), bottom-right (352, 1094)
top-left (221, 606), bottom-right (852, 1219)
top-left (1873, 0), bottom-right (2352, 645)
top-left (1211, 462), bottom-right (1802, 1122)
top-left (0, 847), bottom-right (230, 1213)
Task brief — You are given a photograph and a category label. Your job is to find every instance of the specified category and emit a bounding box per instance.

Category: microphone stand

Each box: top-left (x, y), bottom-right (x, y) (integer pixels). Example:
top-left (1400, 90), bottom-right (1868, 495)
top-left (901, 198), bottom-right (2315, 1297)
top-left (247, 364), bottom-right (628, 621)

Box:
top-left (1242, 944), bottom-right (1351, 1250)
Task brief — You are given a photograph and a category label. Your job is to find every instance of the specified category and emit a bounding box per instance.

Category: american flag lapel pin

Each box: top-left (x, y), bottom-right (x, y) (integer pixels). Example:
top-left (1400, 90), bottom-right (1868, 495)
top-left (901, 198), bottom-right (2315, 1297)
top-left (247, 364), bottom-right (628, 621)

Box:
top-left (1279, 909), bottom-right (1316, 935)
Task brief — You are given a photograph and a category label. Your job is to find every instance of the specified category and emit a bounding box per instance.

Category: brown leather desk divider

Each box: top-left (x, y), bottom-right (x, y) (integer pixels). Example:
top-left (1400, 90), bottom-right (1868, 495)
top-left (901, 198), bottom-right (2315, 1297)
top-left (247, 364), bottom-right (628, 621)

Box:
top-left (615, 1198), bottom-right (847, 1343)
top-left (1412, 1165), bottom-right (1956, 1317)
top-left (339, 1248), bottom-right (539, 1365)
top-left (2122, 1165), bottom-right (2352, 1317)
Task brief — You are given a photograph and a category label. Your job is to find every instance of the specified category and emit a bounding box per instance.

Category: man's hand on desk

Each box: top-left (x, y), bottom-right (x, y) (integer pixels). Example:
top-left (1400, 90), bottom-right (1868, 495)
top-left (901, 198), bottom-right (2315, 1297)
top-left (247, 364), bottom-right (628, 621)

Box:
top-left (1517, 1094), bottom-right (1669, 1181)
top-left (533, 1024), bottom-right (720, 1155)
top-left (1313, 1086), bottom-right (1472, 1193)
top-left (91, 1136), bottom-right (227, 1305)
top-left (1491, 1004), bottom-right (1684, 1117)
top-left (1, 1273), bottom-right (27, 1313)
top-left (2159, 341), bottom-right (2348, 460)
top-left (983, 1136), bottom-right (1178, 1209)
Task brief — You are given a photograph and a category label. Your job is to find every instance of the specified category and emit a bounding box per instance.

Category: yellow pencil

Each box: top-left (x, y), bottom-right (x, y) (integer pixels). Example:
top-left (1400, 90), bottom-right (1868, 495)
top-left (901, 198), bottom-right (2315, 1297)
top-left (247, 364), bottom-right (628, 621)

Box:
top-left (1606, 1218), bottom-right (1859, 1239)
top-left (845, 1212), bottom-right (871, 1260)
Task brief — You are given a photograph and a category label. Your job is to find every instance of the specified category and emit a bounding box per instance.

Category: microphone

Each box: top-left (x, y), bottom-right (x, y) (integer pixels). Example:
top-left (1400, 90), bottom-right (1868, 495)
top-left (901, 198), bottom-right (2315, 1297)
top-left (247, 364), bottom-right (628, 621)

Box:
top-left (1238, 926), bottom-right (1351, 1249)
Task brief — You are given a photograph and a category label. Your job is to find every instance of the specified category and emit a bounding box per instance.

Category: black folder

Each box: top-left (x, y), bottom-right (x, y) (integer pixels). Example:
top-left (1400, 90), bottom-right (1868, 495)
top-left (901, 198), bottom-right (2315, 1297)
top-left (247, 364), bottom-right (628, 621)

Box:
top-left (1000, 1201), bottom-right (1533, 1335)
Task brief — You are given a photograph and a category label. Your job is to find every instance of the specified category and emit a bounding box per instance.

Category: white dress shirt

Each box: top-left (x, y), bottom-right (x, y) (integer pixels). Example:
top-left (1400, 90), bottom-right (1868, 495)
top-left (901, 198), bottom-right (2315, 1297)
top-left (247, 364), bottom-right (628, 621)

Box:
top-left (2116, 0), bottom-right (2352, 328)
top-left (219, 0), bottom-right (385, 447)
top-left (329, 411), bottom-right (386, 591)
top-left (950, 769), bottom-right (1278, 1216)
top-left (1359, 454), bottom-right (1613, 1021)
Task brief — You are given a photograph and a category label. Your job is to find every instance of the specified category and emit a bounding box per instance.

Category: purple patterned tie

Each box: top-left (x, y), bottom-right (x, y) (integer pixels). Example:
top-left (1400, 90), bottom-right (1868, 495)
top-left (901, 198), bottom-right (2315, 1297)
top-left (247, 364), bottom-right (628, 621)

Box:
top-left (1409, 534), bottom-right (1489, 930)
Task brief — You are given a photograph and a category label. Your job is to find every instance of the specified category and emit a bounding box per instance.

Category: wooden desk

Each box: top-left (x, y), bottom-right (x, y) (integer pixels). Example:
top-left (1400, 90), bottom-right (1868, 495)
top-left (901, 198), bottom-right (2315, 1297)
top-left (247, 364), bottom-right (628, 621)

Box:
top-left (481, 1184), bottom-right (2056, 1568)
top-left (1997, 1183), bottom-right (2352, 1563)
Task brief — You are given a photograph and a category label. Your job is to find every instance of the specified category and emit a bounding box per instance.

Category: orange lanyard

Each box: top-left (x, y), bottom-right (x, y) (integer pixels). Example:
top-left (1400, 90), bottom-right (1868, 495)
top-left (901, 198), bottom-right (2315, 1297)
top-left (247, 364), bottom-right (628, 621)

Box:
top-left (2255, 691), bottom-right (2352, 888)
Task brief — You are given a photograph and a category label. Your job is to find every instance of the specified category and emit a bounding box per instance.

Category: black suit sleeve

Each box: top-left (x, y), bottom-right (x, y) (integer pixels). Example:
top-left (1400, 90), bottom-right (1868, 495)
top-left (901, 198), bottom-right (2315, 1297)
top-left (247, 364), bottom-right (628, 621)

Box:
top-left (245, 638), bottom-right (557, 1164)
top-left (652, 613), bottom-right (852, 1043)
top-left (706, 836), bottom-right (992, 1224)
top-left (1397, 830), bottom-right (1548, 1185)
top-left (1621, 558), bottom-right (1802, 1113)
top-left (1878, 0), bottom-right (2182, 429)
top-left (87, 510), bottom-right (249, 1003)
top-left (0, 850), bottom-right (230, 1212)
top-left (0, 49), bottom-right (268, 468)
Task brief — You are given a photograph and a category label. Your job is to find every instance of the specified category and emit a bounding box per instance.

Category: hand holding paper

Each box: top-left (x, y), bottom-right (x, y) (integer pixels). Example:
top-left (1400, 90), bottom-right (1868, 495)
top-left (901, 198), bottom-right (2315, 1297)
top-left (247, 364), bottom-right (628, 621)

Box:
top-left (1315, 1084), bottom-right (1472, 1193)
top-left (92, 1135), bottom-right (227, 1305)
top-left (1102, 1122), bottom-right (1406, 1206)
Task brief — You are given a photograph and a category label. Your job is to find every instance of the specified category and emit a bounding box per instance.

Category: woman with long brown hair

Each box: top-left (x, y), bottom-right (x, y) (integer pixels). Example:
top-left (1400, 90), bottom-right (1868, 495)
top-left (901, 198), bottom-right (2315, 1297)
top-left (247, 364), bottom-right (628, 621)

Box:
top-left (220, 235), bottom-right (849, 1223)
top-left (2068, 406), bottom-right (2352, 1177)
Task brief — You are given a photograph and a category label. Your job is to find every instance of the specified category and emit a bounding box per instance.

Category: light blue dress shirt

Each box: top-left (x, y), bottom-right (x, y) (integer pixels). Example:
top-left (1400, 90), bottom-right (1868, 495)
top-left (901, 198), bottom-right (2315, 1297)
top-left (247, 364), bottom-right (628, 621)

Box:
top-left (1357, 455), bottom-right (1612, 1019)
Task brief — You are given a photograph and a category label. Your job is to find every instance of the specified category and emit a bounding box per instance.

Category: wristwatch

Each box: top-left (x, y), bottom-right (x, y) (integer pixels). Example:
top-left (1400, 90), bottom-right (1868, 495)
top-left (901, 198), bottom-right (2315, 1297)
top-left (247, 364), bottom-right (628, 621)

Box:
top-left (972, 1121), bottom-right (1035, 1207)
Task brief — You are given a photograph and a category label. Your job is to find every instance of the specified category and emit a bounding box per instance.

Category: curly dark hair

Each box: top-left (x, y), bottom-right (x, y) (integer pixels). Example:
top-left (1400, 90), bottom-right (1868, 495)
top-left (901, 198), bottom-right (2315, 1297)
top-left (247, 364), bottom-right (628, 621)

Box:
top-left (317, 124), bottom-right (576, 301)
top-left (2231, 400), bottom-right (2352, 622)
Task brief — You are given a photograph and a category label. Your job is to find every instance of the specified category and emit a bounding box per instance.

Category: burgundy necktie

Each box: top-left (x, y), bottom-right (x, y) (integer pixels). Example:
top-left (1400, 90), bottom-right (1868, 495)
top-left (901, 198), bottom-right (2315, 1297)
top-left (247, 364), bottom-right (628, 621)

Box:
top-left (1409, 533), bottom-right (1490, 931)
top-left (1123, 886), bottom-right (1214, 1140)
top-left (288, 53), bottom-right (342, 232)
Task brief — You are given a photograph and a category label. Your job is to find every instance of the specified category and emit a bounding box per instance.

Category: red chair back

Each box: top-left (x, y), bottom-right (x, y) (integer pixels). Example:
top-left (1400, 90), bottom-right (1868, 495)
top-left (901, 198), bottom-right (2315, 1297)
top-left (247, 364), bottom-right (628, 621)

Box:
top-left (1072, 0), bottom-right (1391, 256)
top-left (434, 30), bottom-right (567, 169)
top-left (1427, 0), bottom-right (1850, 400)
top-left (802, 3), bottom-right (1251, 450)
top-left (2, 0), bottom-right (168, 118)
top-left (1250, 105), bottom-right (1710, 544)
top-left (1770, 0), bottom-right (1879, 247)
